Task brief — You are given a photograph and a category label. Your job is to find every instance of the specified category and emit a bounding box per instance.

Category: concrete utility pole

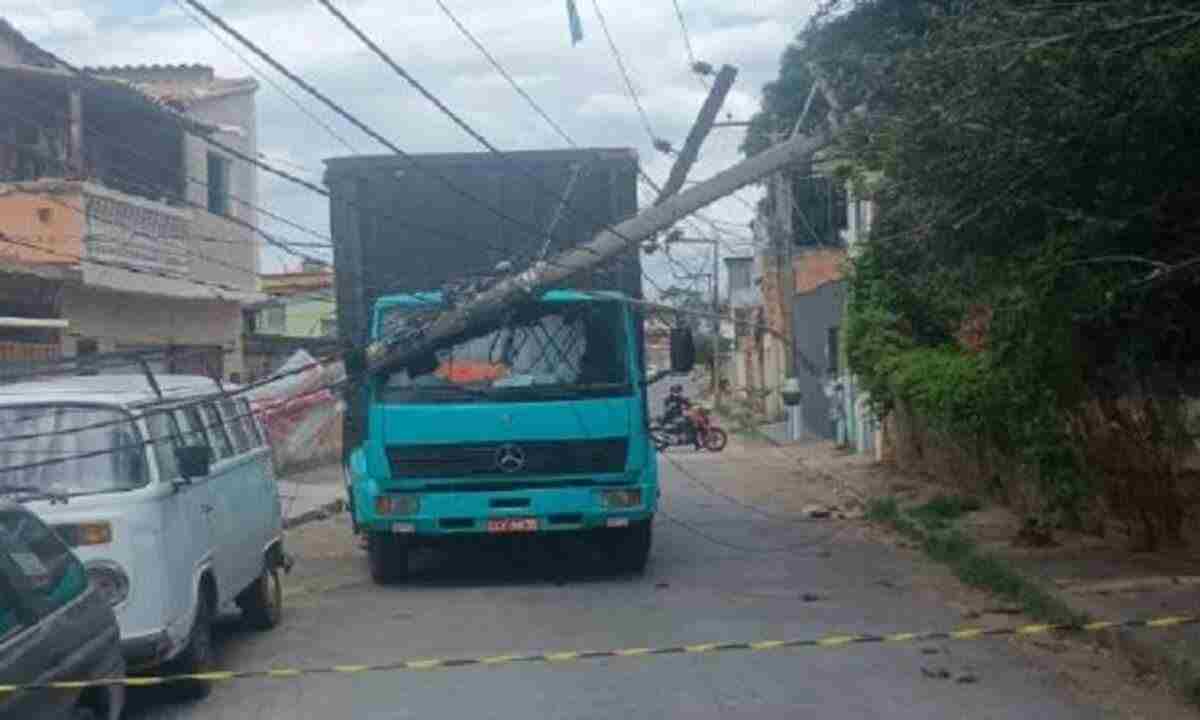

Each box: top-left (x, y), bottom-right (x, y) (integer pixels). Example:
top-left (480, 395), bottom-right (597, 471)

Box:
top-left (655, 64), bottom-right (738, 203)
top-left (363, 129), bottom-right (834, 378)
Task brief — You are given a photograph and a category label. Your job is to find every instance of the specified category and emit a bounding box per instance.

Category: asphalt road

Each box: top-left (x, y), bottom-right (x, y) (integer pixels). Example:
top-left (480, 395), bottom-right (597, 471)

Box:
top-left (126, 450), bottom-right (1115, 720)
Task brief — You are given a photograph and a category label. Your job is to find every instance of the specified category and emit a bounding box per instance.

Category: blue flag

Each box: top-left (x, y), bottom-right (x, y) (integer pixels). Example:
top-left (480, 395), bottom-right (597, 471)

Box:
top-left (566, 0), bottom-right (584, 45)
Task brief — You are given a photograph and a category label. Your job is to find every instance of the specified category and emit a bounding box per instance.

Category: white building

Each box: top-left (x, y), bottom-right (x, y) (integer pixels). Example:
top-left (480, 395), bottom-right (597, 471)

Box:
top-left (0, 19), bottom-right (262, 378)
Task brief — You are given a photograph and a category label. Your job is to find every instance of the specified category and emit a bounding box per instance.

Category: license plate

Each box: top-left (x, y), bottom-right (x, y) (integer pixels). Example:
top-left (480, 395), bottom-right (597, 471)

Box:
top-left (487, 517), bottom-right (538, 533)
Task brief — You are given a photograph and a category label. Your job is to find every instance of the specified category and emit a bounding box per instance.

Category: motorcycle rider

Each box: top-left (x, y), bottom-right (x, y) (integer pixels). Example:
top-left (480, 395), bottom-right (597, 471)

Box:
top-left (662, 384), bottom-right (701, 450)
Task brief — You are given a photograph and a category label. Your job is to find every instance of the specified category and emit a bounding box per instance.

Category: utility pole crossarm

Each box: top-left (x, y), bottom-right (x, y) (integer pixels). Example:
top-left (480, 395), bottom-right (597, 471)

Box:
top-left (364, 129), bottom-right (834, 378)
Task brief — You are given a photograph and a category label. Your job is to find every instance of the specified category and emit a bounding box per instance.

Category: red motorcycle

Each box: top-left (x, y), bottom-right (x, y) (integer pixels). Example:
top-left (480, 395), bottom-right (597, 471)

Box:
top-left (650, 405), bottom-right (728, 452)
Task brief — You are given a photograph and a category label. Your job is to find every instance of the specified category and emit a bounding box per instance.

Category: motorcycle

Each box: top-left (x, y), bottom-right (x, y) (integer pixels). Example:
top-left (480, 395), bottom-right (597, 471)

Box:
top-left (650, 405), bottom-right (728, 452)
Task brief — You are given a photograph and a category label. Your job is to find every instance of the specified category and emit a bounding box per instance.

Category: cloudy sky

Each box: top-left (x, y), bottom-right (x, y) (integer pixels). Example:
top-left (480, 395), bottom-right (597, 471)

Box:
top-left (11, 0), bottom-right (814, 292)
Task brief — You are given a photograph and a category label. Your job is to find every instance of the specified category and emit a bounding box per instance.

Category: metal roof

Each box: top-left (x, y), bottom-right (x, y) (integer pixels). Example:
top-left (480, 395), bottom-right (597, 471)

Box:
top-left (0, 373), bottom-right (227, 407)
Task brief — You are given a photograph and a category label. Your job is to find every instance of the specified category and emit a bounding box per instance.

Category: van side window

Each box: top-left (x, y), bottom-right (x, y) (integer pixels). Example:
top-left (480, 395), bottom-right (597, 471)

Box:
top-left (220, 398), bottom-right (251, 454)
top-left (146, 411), bottom-right (181, 482)
top-left (177, 406), bottom-right (207, 447)
top-left (200, 403), bottom-right (234, 460)
top-left (0, 509), bottom-right (86, 617)
top-left (238, 398), bottom-right (264, 448)
top-left (0, 573), bottom-right (30, 642)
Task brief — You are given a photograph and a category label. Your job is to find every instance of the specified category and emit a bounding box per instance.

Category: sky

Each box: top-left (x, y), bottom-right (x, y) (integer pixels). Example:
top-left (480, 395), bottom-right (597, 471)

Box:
top-left (10, 0), bottom-right (814, 295)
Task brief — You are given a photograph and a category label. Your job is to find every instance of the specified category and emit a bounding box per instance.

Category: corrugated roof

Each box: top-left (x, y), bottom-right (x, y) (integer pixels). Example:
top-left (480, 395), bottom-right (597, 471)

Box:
top-left (0, 17), bottom-right (55, 67)
top-left (82, 63), bottom-right (214, 74)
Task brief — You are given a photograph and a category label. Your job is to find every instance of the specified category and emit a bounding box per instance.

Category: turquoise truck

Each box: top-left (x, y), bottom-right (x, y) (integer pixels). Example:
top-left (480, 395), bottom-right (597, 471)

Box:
top-left (325, 149), bottom-right (692, 582)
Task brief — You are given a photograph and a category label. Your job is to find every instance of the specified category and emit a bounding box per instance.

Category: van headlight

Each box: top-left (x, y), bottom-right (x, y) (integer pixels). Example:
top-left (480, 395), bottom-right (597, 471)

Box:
top-left (85, 560), bottom-right (130, 607)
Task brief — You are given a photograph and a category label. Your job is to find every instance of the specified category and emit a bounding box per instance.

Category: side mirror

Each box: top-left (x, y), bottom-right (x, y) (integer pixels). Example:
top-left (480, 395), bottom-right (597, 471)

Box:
top-left (669, 327), bottom-right (696, 374)
top-left (176, 445), bottom-right (213, 480)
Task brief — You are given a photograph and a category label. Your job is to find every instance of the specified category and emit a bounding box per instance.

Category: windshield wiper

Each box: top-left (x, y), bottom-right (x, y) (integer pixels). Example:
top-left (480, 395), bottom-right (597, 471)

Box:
top-left (0, 485), bottom-right (69, 504)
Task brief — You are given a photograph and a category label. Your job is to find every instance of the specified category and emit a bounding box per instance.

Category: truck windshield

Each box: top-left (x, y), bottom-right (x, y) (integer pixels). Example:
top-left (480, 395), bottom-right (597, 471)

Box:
top-left (380, 300), bottom-right (630, 404)
top-left (0, 405), bottom-right (148, 496)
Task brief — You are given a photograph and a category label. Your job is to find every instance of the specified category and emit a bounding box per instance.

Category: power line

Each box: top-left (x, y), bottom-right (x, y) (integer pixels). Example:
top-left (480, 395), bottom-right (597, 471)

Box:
top-left (590, 0), bottom-right (663, 149)
top-left (313, 0), bottom-right (668, 274)
top-left (189, 0), bottom-right (673, 299)
top-left (427, 2), bottom-right (735, 296)
top-left (4, 80), bottom-right (335, 254)
top-left (669, 0), bottom-right (709, 91)
top-left (0, 230), bottom-right (251, 297)
top-left (182, 0), bottom-right (619, 285)
top-left (175, 0), bottom-right (359, 156)
top-left (432, 0), bottom-right (577, 148)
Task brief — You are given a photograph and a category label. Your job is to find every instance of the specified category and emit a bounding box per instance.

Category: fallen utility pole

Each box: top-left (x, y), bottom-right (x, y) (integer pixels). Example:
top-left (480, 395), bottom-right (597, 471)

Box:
top-left (363, 128), bottom-right (834, 377)
top-left (655, 64), bottom-right (738, 203)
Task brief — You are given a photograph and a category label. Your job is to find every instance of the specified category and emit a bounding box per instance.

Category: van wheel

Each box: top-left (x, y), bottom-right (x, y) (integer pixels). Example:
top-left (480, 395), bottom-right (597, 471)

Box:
top-left (367, 532), bottom-right (409, 585)
top-left (609, 520), bottom-right (652, 575)
top-left (237, 564), bottom-right (282, 630)
top-left (168, 591), bottom-right (215, 700)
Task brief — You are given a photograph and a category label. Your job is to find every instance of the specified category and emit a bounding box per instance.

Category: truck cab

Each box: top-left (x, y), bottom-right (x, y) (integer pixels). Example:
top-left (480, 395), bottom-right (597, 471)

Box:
top-left (345, 290), bottom-right (673, 582)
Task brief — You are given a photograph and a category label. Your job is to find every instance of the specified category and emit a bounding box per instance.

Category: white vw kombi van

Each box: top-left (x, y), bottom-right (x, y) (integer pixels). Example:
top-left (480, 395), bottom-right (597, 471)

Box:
top-left (0, 374), bottom-right (285, 697)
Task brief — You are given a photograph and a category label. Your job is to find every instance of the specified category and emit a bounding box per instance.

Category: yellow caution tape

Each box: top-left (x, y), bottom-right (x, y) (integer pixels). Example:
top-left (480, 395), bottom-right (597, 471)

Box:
top-left (0, 614), bottom-right (1193, 693)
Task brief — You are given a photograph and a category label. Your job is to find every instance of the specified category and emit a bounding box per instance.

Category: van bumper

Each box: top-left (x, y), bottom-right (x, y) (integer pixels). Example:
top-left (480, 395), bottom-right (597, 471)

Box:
top-left (121, 630), bottom-right (172, 671)
top-left (354, 477), bottom-right (658, 536)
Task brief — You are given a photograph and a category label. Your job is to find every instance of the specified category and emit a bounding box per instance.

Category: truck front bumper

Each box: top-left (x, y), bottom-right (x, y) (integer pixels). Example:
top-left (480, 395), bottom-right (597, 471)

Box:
top-left (354, 478), bottom-right (657, 536)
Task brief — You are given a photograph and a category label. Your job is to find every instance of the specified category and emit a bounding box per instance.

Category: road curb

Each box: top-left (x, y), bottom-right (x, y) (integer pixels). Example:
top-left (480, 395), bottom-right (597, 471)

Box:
top-left (869, 498), bottom-right (1200, 706)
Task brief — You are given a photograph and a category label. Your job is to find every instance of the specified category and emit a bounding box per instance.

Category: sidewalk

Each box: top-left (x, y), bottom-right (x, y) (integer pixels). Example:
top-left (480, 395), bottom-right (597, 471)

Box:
top-left (737, 433), bottom-right (1200, 705)
top-left (277, 463), bottom-right (345, 529)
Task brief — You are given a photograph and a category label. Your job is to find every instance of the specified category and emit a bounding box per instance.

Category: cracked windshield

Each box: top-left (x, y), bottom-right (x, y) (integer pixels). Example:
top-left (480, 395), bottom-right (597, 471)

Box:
top-left (382, 300), bottom-right (628, 402)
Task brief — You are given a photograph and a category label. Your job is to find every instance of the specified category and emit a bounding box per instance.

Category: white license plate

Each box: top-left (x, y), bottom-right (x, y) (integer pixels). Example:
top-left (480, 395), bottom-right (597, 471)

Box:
top-left (487, 517), bottom-right (538, 533)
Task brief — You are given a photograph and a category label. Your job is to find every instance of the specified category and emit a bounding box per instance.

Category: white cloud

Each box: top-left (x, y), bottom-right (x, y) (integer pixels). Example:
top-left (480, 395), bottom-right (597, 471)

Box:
top-left (13, 0), bottom-right (810, 278)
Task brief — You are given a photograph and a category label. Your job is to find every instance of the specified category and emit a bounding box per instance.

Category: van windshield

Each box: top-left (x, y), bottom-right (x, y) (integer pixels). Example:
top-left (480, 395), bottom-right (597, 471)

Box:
top-left (0, 405), bottom-right (148, 497)
top-left (380, 300), bottom-right (630, 404)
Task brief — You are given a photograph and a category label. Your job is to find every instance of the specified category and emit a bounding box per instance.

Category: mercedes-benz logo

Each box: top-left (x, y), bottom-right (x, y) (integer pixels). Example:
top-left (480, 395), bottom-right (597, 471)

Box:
top-left (494, 443), bottom-right (526, 474)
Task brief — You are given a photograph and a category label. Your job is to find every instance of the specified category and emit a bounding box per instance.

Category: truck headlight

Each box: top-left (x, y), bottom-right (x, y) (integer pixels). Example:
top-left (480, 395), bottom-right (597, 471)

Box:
top-left (601, 488), bottom-right (642, 509)
top-left (374, 494), bottom-right (420, 516)
top-left (85, 560), bottom-right (130, 607)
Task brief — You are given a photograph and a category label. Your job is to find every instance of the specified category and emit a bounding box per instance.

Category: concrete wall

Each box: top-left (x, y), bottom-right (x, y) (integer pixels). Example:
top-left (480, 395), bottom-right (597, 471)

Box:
top-left (62, 284), bottom-right (243, 376)
top-left (182, 90), bottom-right (258, 292)
top-left (0, 183), bottom-right (85, 263)
top-left (791, 280), bottom-right (847, 440)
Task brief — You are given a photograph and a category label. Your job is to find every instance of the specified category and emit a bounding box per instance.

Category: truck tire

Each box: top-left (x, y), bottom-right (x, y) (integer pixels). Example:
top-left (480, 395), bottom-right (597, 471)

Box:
top-left (610, 519), bottom-right (652, 575)
top-left (167, 590), bottom-right (215, 700)
top-left (367, 532), bottom-right (409, 585)
top-left (237, 564), bottom-right (283, 630)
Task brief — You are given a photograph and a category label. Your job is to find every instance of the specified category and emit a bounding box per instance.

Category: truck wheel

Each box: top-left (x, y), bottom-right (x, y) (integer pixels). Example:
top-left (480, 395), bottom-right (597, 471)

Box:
top-left (367, 532), bottom-right (409, 585)
top-left (168, 591), bottom-right (215, 700)
top-left (610, 520), bottom-right (652, 575)
top-left (237, 564), bottom-right (283, 630)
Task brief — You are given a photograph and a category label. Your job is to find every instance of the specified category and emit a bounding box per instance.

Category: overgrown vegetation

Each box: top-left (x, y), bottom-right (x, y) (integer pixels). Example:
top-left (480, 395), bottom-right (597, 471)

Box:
top-left (748, 0), bottom-right (1200, 546)
top-left (867, 496), bottom-right (1081, 624)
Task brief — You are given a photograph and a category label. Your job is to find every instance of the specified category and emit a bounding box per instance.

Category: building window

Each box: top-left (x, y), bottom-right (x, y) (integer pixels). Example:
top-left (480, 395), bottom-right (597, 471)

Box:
top-left (262, 305), bottom-right (286, 333)
top-left (207, 153), bottom-right (230, 216)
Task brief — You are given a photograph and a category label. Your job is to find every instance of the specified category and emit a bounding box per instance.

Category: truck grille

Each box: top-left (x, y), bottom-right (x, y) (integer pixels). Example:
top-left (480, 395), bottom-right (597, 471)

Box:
top-left (387, 438), bottom-right (628, 479)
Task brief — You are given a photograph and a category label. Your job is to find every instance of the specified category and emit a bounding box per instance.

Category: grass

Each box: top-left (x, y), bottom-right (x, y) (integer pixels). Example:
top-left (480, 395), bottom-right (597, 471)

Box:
top-left (866, 496), bottom-right (1084, 625)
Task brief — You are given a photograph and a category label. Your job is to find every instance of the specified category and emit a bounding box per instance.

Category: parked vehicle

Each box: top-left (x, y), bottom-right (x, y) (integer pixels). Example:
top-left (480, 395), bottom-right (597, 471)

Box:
top-left (0, 374), bottom-right (286, 698)
top-left (0, 500), bottom-right (125, 720)
top-left (649, 406), bottom-right (728, 452)
top-left (327, 149), bottom-right (694, 581)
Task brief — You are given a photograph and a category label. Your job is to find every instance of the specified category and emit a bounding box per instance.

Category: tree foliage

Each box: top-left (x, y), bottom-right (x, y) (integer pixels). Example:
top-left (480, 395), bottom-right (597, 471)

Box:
top-left (750, 0), bottom-right (1200, 539)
